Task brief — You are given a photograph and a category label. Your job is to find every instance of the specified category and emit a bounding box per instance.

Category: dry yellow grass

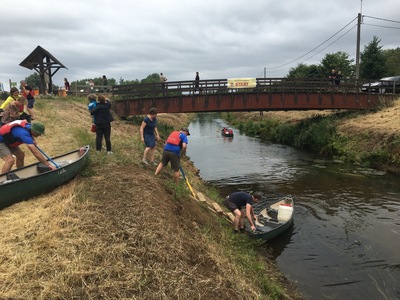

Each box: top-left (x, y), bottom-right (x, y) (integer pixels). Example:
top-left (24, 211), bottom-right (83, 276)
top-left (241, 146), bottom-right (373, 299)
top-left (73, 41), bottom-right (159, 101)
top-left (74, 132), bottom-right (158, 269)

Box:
top-left (0, 97), bottom-right (301, 300)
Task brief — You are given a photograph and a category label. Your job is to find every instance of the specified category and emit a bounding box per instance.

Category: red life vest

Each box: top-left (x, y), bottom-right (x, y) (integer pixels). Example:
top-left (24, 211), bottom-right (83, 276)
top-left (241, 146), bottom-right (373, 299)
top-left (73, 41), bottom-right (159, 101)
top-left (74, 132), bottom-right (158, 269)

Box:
top-left (166, 131), bottom-right (182, 146)
top-left (0, 120), bottom-right (29, 147)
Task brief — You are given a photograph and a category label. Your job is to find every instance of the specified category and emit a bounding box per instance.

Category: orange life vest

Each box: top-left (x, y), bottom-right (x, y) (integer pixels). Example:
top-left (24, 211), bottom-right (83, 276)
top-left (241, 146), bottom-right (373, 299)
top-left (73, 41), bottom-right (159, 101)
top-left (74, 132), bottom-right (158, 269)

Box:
top-left (166, 131), bottom-right (182, 146)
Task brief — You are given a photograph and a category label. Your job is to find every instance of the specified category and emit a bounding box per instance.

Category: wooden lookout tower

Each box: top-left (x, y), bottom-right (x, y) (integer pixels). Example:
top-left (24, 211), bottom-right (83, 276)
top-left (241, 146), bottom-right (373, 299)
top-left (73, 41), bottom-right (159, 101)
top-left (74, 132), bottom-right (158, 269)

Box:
top-left (19, 45), bottom-right (67, 94)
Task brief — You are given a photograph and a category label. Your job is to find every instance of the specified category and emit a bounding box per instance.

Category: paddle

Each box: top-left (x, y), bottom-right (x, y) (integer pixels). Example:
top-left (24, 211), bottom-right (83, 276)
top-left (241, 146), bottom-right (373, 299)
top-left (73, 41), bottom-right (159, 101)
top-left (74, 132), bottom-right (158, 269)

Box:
top-left (35, 145), bottom-right (60, 168)
top-left (179, 166), bottom-right (195, 197)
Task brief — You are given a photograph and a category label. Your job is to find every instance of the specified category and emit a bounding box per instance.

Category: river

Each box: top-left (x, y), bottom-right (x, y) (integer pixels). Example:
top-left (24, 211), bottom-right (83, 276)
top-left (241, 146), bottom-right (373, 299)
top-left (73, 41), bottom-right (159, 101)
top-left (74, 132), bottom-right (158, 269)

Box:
top-left (186, 113), bottom-right (400, 300)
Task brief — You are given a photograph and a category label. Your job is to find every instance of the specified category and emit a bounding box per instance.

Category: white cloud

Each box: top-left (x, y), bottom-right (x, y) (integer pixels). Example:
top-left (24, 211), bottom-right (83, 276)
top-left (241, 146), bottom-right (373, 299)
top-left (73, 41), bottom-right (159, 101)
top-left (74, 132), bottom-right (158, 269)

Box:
top-left (0, 0), bottom-right (398, 90)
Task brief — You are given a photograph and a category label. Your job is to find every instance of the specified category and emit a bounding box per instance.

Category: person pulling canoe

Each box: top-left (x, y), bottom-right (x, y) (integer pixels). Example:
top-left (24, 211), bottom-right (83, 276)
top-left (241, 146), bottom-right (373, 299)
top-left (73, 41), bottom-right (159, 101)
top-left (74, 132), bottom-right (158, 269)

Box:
top-left (0, 120), bottom-right (56, 174)
top-left (223, 191), bottom-right (261, 234)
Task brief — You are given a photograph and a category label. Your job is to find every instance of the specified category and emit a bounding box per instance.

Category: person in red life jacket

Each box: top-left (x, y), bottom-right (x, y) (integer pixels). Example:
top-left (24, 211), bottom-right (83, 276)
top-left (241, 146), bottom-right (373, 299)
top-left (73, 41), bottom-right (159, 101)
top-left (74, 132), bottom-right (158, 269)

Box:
top-left (154, 127), bottom-right (190, 184)
top-left (0, 120), bottom-right (56, 174)
top-left (223, 191), bottom-right (261, 234)
top-left (20, 80), bottom-right (35, 120)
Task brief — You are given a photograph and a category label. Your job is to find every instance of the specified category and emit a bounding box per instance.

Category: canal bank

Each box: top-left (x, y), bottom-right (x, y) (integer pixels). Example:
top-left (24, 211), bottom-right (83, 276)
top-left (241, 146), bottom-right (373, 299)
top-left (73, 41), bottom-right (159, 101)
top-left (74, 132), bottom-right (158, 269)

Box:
top-left (222, 97), bottom-right (400, 174)
top-left (186, 114), bottom-right (400, 299)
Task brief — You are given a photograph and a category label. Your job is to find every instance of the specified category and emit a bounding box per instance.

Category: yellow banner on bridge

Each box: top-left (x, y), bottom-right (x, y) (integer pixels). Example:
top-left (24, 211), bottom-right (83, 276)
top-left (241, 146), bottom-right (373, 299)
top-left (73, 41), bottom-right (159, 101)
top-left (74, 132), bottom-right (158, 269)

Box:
top-left (227, 78), bottom-right (256, 89)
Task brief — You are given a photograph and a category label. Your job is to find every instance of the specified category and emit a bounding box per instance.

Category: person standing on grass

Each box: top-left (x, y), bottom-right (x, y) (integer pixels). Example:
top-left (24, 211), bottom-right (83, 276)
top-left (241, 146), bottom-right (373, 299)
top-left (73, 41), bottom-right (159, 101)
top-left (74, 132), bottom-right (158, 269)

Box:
top-left (223, 191), bottom-right (261, 234)
top-left (155, 127), bottom-right (190, 184)
top-left (20, 80), bottom-right (35, 120)
top-left (64, 78), bottom-right (71, 91)
top-left (90, 94), bottom-right (114, 154)
top-left (140, 107), bottom-right (159, 165)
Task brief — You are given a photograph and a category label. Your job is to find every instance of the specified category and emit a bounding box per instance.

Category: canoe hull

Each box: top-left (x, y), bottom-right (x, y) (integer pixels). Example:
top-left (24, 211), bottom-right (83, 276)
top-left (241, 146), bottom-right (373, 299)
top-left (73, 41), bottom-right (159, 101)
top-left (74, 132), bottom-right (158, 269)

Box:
top-left (0, 146), bottom-right (90, 210)
top-left (246, 196), bottom-right (294, 241)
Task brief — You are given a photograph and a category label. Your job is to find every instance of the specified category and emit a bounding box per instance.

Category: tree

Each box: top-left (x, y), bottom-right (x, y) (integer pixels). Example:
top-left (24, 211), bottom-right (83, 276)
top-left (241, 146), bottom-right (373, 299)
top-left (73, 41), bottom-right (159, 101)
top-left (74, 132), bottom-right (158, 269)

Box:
top-left (383, 47), bottom-right (400, 76)
top-left (24, 73), bottom-right (41, 89)
top-left (286, 52), bottom-right (355, 80)
top-left (319, 51), bottom-right (355, 79)
top-left (360, 36), bottom-right (387, 80)
top-left (287, 63), bottom-right (322, 78)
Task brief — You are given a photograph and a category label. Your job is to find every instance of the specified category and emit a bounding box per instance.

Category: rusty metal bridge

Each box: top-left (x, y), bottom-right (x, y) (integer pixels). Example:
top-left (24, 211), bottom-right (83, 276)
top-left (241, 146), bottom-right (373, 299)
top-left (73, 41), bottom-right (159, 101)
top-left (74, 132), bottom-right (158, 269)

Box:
top-left (111, 78), bottom-right (394, 117)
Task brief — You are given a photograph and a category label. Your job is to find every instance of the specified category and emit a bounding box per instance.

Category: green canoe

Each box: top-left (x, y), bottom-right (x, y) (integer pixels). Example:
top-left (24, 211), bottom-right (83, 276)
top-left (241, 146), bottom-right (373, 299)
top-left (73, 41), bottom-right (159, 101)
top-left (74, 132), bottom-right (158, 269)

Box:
top-left (0, 145), bottom-right (90, 210)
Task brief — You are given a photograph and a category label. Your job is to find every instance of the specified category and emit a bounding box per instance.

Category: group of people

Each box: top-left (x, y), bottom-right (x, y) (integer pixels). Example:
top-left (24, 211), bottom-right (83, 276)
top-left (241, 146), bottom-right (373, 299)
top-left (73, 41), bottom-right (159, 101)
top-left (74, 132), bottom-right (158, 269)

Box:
top-left (0, 85), bottom-right (260, 235)
top-left (0, 80), bottom-right (55, 174)
top-left (329, 69), bottom-right (342, 86)
top-left (139, 106), bottom-right (190, 184)
top-left (159, 72), bottom-right (201, 94)
top-left (139, 106), bottom-right (259, 234)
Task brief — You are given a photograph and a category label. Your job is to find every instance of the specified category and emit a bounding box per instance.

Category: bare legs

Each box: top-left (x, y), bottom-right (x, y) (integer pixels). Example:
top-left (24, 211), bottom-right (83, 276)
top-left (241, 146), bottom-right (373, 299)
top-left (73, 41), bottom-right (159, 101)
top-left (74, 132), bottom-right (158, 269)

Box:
top-left (143, 147), bottom-right (156, 162)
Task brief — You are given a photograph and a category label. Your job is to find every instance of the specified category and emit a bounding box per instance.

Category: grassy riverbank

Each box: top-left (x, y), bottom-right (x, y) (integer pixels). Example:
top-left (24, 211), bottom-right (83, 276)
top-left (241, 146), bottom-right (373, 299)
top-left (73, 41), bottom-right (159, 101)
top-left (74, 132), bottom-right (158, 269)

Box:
top-left (224, 96), bottom-right (400, 174)
top-left (0, 96), bottom-right (303, 299)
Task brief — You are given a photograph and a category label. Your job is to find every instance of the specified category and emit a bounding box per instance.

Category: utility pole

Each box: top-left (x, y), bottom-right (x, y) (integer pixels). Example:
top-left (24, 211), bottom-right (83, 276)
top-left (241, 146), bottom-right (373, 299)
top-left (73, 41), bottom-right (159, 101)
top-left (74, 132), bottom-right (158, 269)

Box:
top-left (264, 67), bottom-right (266, 78)
top-left (355, 12), bottom-right (362, 80)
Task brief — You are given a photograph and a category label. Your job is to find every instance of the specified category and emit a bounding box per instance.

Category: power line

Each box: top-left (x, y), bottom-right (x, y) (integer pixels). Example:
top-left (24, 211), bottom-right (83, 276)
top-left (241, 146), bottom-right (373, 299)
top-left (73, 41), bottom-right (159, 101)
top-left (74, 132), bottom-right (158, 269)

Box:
top-left (363, 23), bottom-right (400, 30)
top-left (363, 15), bottom-right (400, 24)
top-left (299, 24), bottom-right (357, 65)
top-left (259, 13), bottom-right (399, 77)
top-left (267, 16), bottom-right (358, 70)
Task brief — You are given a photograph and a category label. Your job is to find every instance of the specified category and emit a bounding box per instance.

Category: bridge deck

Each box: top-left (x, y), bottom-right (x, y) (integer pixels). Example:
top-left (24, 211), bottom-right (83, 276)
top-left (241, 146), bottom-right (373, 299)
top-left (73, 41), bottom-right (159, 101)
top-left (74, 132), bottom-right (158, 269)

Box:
top-left (111, 78), bottom-right (394, 116)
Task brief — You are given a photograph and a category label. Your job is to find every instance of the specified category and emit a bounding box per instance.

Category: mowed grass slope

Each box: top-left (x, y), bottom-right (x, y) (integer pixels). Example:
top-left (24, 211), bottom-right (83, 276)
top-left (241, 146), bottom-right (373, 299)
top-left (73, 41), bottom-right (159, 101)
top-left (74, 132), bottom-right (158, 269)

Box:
top-left (0, 96), bottom-right (302, 300)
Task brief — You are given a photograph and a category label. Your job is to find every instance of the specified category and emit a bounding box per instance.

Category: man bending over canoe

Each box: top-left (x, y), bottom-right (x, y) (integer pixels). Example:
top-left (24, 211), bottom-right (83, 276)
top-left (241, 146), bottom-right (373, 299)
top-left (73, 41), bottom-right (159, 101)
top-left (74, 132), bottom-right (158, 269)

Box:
top-left (0, 120), bottom-right (56, 174)
top-left (223, 192), bottom-right (261, 234)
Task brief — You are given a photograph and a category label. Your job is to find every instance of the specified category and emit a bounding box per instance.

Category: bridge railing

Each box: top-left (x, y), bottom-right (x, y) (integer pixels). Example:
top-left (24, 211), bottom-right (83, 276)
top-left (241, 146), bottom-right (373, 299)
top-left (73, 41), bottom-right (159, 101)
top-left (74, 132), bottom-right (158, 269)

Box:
top-left (110, 77), bottom-right (370, 101)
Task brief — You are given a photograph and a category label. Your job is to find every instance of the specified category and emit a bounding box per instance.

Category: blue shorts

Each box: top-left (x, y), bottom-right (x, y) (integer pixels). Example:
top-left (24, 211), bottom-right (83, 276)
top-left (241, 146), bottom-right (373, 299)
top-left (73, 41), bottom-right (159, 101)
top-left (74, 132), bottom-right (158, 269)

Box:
top-left (28, 98), bottom-right (35, 109)
top-left (144, 134), bottom-right (156, 148)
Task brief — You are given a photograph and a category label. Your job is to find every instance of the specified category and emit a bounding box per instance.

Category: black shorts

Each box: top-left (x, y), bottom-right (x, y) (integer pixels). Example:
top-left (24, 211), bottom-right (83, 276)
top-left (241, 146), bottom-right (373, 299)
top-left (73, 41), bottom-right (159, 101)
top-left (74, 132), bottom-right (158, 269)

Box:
top-left (223, 198), bottom-right (239, 213)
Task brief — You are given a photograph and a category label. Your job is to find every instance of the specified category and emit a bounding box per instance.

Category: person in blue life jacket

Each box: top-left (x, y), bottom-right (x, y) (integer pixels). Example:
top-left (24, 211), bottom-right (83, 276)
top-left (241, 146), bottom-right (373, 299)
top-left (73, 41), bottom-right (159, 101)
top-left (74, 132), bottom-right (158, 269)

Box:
top-left (154, 127), bottom-right (190, 184)
top-left (87, 94), bottom-right (97, 124)
top-left (223, 191), bottom-right (261, 234)
top-left (0, 120), bottom-right (57, 174)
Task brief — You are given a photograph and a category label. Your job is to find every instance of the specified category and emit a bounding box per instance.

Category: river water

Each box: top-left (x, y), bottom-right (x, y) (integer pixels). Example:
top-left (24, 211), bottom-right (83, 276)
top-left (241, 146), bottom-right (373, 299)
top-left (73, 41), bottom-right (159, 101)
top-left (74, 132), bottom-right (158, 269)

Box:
top-left (186, 113), bottom-right (400, 300)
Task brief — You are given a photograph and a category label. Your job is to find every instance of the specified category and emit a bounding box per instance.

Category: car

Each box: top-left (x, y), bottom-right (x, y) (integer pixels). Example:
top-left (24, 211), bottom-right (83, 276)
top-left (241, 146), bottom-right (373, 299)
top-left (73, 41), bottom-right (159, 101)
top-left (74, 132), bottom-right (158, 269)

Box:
top-left (361, 76), bottom-right (400, 94)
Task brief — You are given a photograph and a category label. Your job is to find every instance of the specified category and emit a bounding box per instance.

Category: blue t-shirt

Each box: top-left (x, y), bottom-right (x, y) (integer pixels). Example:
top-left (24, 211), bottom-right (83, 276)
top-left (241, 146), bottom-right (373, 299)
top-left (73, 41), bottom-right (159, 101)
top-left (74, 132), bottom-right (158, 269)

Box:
top-left (0, 123), bottom-right (34, 145)
top-left (164, 132), bottom-right (188, 155)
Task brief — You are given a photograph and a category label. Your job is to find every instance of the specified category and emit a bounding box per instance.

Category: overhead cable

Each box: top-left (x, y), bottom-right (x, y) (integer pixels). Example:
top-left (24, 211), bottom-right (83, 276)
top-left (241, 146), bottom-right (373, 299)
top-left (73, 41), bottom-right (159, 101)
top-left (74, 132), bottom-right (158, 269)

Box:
top-left (267, 16), bottom-right (358, 70)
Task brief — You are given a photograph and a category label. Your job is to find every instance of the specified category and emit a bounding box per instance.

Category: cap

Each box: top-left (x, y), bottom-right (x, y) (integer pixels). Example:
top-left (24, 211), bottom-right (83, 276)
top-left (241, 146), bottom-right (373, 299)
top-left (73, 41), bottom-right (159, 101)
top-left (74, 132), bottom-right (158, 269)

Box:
top-left (181, 127), bottom-right (190, 135)
top-left (31, 122), bottom-right (45, 135)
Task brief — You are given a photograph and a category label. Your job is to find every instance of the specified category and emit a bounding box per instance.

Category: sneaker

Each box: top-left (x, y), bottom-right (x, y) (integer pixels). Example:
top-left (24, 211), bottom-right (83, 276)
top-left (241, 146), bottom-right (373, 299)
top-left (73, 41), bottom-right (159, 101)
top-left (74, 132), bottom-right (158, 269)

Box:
top-left (150, 161), bottom-right (158, 166)
top-left (107, 151), bottom-right (113, 155)
top-left (142, 159), bottom-right (149, 165)
top-left (233, 229), bottom-right (239, 234)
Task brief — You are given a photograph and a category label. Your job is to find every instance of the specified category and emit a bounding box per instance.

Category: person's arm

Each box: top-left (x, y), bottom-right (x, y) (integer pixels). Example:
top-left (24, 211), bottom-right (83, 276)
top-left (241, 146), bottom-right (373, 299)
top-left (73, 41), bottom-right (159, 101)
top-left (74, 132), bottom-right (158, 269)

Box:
top-left (246, 203), bottom-right (256, 231)
top-left (0, 97), bottom-right (13, 110)
top-left (181, 142), bottom-right (187, 156)
top-left (154, 127), bottom-right (159, 140)
top-left (140, 121), bottom-right (146, 142)
top-left (26, 144), bottom-right (57, 170)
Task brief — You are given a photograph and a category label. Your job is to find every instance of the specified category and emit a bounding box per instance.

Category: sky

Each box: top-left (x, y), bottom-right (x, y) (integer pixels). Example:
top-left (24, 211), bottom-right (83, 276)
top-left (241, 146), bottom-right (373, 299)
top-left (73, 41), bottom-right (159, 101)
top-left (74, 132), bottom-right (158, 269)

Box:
top-left (0, 0), bottom-right (399, 90)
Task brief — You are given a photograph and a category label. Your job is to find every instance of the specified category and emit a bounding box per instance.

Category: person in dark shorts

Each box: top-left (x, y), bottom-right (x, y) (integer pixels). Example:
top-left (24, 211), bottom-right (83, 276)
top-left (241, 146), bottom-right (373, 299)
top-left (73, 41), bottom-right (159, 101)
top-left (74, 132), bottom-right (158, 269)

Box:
top-left (223, 191), bottom-right (261, 233)
top-left (155, 127), bottom-right (190, 184)
top-left (20, 80), bottom-right (35, 120)
top-left (140, 107), bottom-right (159, 165)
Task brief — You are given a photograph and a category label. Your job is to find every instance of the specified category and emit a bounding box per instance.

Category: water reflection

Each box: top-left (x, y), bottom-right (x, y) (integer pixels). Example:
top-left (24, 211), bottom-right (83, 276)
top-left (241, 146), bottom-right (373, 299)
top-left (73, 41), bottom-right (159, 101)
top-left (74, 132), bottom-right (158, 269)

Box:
top-left (187, 113), bottom-right (400, 300)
